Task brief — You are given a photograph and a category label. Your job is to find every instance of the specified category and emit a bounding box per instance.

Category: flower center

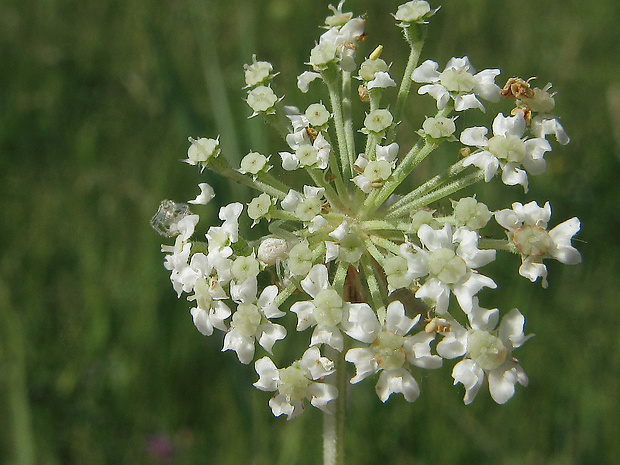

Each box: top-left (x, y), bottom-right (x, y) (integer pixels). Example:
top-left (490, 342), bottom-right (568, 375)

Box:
top-left (231, 303), bottom-right (262, 338)
top-left (278, 364), bottom-right (311, 400)
top-left (439, 68), bottom-right (476, 93)
top-left (488, 134), bottom-right (526, 163)
top-left (295, 197), bottom-right (322, 221)
top-left (467, 329), bottom-right (508, 371)
top-left (513, 225), bottom-right (552, 256)
top-left (313, 289), bottom-right (344, 326)
top-left (427, 248), bottom-right (467, 284)
top-left (373, 330), bottom-right (406, 370)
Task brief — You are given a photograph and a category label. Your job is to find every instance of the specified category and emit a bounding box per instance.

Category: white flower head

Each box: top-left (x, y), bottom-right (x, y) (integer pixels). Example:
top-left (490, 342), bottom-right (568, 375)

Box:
top-left (436, 299), bottom-right (533, 404)
top-left (401, 224), bottom-right (496, 314)
top-left (184, 136), bottom-right (220, 171)
top-left (461, 112), bottom-right (552, 192)
top-left (495, 201), bottom-right (581, 287)
top-left (413, 57), bottom-right (501, 112)
top-left (223, 279), bottom-right (286, 364)
top-left (246, 85), bottom-right (280, 116)
top-left (290, 264), bottom-right (348, 351)
top-left (244, 54), bottom-right (276, 88)
top-left (254, 347), bottom-right (337, 419)
top-left (344, 300), bottom-right (442, 403)
top-left (394, 1), bottom-right (436, 25)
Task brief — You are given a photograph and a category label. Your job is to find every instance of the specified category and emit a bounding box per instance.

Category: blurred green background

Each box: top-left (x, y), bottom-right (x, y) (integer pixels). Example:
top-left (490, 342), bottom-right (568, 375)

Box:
top-left (1, 0), bottom-right (619, 463)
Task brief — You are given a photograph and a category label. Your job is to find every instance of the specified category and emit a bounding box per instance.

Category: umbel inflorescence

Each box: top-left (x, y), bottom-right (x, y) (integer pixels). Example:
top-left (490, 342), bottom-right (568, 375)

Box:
top-left (153, 1), bottom-right (581, 420)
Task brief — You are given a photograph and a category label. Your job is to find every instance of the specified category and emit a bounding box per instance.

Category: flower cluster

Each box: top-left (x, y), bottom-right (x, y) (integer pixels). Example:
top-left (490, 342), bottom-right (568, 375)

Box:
top-left (153, 1), bottom-right (581, 419)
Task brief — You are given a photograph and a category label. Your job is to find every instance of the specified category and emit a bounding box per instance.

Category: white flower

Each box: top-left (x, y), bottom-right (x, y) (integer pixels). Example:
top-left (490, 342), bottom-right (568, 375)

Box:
top-left (495, 201), bottom-right (581, 287)
top-left (184, 252), bottom-right (231, 335)
top-left (344, 300), bottom-right (442, 403)
top-left (218, 202), bottom-right (243, 243)
top-left (305, 103), bottom-right (331, 126)
top-left (311, 17), bottom-right (366, 72)
top-left (239, 152), bottom-right (270, 176)
top-left (184, 137), bottom-right (220, 170)
top-left (325, 220), bottom-right (364, 264)
top-left (364, 109), bottom-right (393, 133)
top-left (254, 347), bottom-right (337, 419)
top-left (223, 278), bottom-right (286, 364)
top-left (244, 55), bottom-right (275, 87)
top-left (188, 183), bottom-right (215, 205)
top-left (461, 112), bottom-right (551, 192)
top-left (401, 224), bottom-right (496, 314)
top-left (436, 299), bottom-right (532, 404)
top-left (281, 186), bottom-right (325, 222)
top-left (394, 1), bottom-right (433, 24)
top-left (451, 196), bottom-right (492, 230)
top-left (353, 143), bottom-right (399, 193)
top-left (412, 57), bottom-right (501, 112)
top-left (290, 264), bottom-right (348, 351)
top-left (246, 85), bottom-right (279, 116)
top-left (421, 116), bottom-right (456, 139)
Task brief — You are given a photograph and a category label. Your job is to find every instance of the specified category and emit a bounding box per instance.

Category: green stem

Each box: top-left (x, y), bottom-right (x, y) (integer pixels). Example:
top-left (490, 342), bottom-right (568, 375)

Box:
top-left (388, 160), bottom-right (467, 218)
top-left (323, 346), bottom-right (346, 465)
top-left (208, 157), bottom-right (289, 200)
top-left (360, 254), bottom-right (385, 310)
top-left (361, 139), bottom-right (438, 217)
top-left (387, 24), bottom-right (427, 144)
top-left (387, 170), bottom-right (485, 217)
top-left (342, 71), bottom-right (356, 175)
top-left (325, 70), bottom-right (352, 183)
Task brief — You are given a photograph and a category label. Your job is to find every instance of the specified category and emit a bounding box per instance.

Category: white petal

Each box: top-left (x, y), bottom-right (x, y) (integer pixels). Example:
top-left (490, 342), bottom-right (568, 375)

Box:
top-left (258, 285), bottom-right (285, 318)
top-left (375, 369), bottom-right (420, 403)
top-left (345, 347), bottom-right (379, 383)
top-left (492, 113), bottom-right (525, 138)
top-left (280, 151), bottom-right (300, 171)
top-left (301, 264), bottom-right (330, 297)
top-left (501, 163), bottom-right (529, 192)
top-left (454, 93), bottom-right (484, 112)
top-left (488, 362), bottom-right (528, 404)
top-left (254, 356), bottom-right (279, 391)
top-left (412, 59), bottom-right (440, 83)
top-left (367, 71), bottom-right (397, 89)
top-left (297, 71), bottom-right (322, 93)
top-left (385, 300), bottom-right (417, 336)
top-left (416, 278), bottom-right (451, 314)
top-left (343, 303), bottom-right (380, 343)
top-left (306, 382), bottom-right (338, 413)
top-left (190, 307), bottom-right (214, 336)
top-left (258, 322), bottom-right (287, 353)
top-left (460, 126), bottom-right (489, 147)
top-left (452, 359), bottom-right (485, 405)
top-left (290, 301), bottom-right (317, 331)
top-left (268, 394), bottom-right (297, 419)
top-left (405, 332), bottom-right (443, 369)
top-left (498, 308), bottom-right (533, 350)
top-left (222, 330), bottom-right (255, 364)
top-left (188, 182), bottom-right (216, 205)
top-left (418, 83), bottom-right (450, 109)
top-left (519, 257), bottom-right (548, 288)
top-left (549, 217), bottom-right (582, 264)
top-left (463, 151), bottom-right (499, 182)
top-left (310, 325), bottom-right (344, 352)
top-left (453, 272), bottom-right (497, 314)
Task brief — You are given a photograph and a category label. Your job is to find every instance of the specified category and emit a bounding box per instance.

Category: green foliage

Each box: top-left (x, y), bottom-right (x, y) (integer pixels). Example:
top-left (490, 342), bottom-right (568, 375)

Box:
top-left (1, 0), bottom-right (619, 463)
